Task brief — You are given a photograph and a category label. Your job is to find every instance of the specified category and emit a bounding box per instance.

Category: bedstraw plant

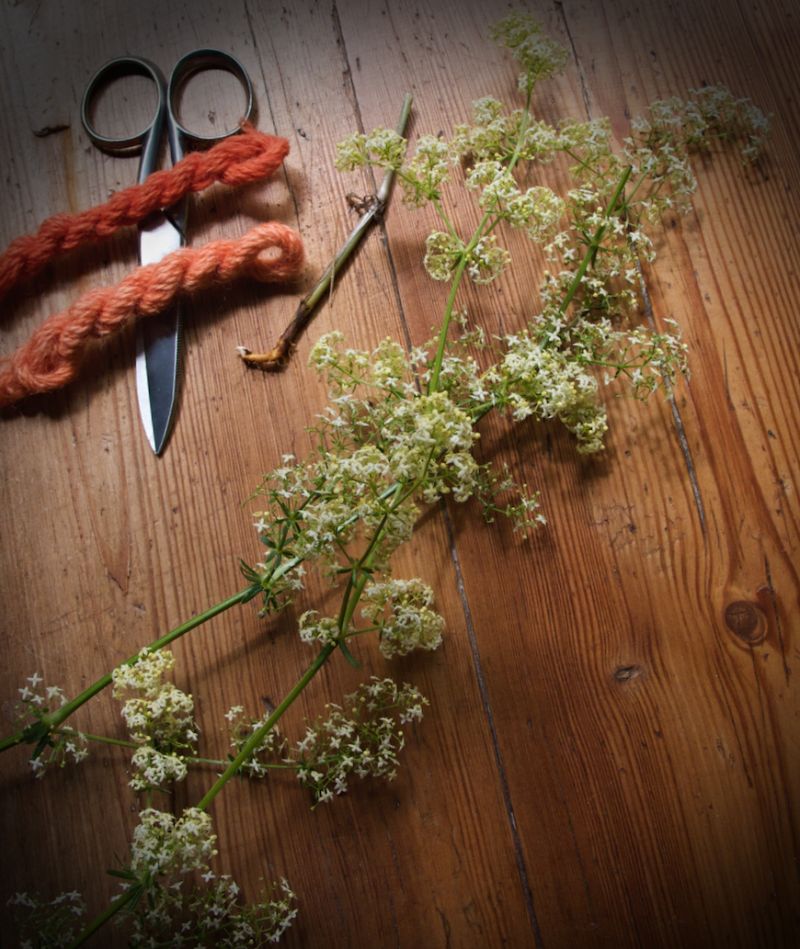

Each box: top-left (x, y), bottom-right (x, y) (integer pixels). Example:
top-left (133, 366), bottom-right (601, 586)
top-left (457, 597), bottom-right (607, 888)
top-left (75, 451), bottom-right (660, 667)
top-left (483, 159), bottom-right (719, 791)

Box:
top-left (2, 12), bottom-right (768, 947)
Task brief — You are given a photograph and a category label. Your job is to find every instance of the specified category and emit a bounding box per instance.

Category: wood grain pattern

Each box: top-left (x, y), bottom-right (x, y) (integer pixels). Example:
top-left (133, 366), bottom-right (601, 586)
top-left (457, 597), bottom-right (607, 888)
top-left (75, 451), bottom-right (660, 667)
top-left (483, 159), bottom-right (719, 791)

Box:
top-left (0, 1), bottom-right (797, 946)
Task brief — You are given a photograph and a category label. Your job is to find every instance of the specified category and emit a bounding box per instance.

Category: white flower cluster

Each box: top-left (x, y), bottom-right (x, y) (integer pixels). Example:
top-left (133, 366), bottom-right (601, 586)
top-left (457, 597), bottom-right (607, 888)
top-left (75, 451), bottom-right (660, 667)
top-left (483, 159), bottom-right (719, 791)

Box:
top-left (423, 230), bottom-right (512, 285)
top-left (401, 133), bottom-right (451, 206)
top-left (112, 648), bottom-right (198, 791)
top-left (129, 745), bottom-right (187, 790)
top-left (362, 578), bottom-right (445, 659)
top-left (294, 677), bottom-right (427, 805)
top-left (14, 672), bottom-right (89, 779)
top-left (130, 806), bottom-right (216, 878)
top-left (334, 126), bottom-right (406, 172)
top-left (466, 160), bottom-right (564, 240)
top-left (225, 705), bottom-right (288, 779)
top-left (424, 230), bottom-right (464, 282)
top-left (490, 12), bottom-right (569, 92)
top-left (632, 85), bottom-right (769, 166)
top-left (451, 97), bottom-right (519, 161)
top-left (8, 889), bottom-right (85, 948)
top-left (473, 461), bottom-right (547, 534)
top-left (253, 334), bottom-right (493, 586)
top-left (452, 104), bottom-right (613, 170)
top-left (16, 671), bottom-right (66, 709)
top-left (431, 350), bottom-right (489, 406)
top-left (127, 874), bottom-right (297, 948)
top-left (488, 331), bottom-right (609, 453)
top-left (616, 86), bottom-right (769, 224)
top-left (196, 876), bottom-right (298, 947)
top-left (122, 809), bottom-right (298, 946)
top-left (298, 611), bottom-right (340, 647)
top-left (466, 235), bottom-right (512, 284)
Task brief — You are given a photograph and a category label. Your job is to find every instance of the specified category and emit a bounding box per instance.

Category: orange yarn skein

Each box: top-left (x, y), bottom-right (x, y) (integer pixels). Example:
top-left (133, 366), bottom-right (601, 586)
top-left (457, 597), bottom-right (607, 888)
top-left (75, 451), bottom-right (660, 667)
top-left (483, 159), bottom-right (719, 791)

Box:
top-left (0, 223), bottom-right (304, 408)
top-left (0, 124), bottom-right (306, 409)
top-left (0, 126), bottom-right (289, 301)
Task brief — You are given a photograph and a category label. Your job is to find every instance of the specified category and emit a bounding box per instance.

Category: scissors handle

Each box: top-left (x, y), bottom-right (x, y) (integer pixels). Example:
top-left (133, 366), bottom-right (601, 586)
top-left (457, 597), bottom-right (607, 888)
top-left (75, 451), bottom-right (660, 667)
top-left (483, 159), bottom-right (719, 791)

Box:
top-left (167, 49), bottom-right (254, 153)
top-left (81, 56), bottom-right (167, 184)
top-left (81, 49), bottom-right (254, 178)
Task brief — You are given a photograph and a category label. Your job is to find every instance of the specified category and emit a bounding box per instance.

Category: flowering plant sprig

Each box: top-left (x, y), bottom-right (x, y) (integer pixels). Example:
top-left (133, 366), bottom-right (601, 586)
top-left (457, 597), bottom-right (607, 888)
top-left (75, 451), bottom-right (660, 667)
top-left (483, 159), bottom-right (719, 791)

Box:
top-left (294, 677), bottom-right (427, 805)
top-left (3, 12), bottom-right (769, 946)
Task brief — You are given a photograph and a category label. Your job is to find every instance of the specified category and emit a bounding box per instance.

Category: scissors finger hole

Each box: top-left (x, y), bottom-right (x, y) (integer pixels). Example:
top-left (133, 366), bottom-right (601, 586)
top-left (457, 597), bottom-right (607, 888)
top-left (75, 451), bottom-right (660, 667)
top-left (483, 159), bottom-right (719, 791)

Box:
top-left (82, 63), bottom-right (163, 150)
top-left (171, 67), bottom-right (252, 142)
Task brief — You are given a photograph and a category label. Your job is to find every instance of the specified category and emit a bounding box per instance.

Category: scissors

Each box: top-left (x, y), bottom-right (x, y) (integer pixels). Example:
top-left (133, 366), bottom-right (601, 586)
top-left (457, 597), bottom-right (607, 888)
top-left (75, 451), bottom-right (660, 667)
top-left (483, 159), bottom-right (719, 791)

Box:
top-left (81, 50), bottom-right (254, 454)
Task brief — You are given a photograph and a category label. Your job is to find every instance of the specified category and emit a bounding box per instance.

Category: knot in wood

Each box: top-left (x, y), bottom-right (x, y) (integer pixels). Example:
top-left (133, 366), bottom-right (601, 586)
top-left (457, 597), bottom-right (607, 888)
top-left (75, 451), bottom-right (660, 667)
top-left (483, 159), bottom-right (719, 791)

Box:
top-left (724, 600), bottom-right (766, 645)
top-left (613, 664), bottom-right (643, 684)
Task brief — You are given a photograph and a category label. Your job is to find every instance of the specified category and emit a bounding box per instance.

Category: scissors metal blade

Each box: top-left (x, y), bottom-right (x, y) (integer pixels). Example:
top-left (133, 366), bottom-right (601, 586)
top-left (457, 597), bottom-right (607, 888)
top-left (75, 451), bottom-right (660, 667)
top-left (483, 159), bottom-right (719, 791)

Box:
top-left (136, 213), bottom-right (183, 454)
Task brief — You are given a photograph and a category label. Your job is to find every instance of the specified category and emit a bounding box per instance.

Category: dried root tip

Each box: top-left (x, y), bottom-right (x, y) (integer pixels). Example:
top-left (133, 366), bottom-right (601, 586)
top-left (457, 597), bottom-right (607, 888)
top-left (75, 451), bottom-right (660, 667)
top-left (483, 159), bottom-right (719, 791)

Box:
top-left (237, 341), bottom-right (292, 371)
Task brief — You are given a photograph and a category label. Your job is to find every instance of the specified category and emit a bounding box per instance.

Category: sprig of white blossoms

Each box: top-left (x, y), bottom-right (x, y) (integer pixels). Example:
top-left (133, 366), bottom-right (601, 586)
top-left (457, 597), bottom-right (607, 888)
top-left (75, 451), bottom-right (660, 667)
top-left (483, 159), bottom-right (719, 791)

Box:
top-left (14, 672), bottom-right (89, 779)
top-left (298, 611), bottom-right (341, 647)
top-left (8, 890), bottom-right (86, 948)
top-left (130, 807), bottom-right (216, 878)
top-left (490, 12), bottom-right (569, 93)
top-left (631, 84), bottom-right (770, 169)
top-left (466, 159), bottom-right (565, 241)
top-left (120, 808), bottom-right (298, 946)
top-left (251, 331), bottom-right (512, 592)
top-left (362, 578), bottom-right (445, 659)
top-left (112, 648), bottom-right (198, 791)
top-left (128, 875), bottom-right (297, 948)
top-left (225, 704), bottom-right (288, 779)
top-left (294, 677), bottom-right (427, 805)
top-left (486, 330), bottom-right (609, 452)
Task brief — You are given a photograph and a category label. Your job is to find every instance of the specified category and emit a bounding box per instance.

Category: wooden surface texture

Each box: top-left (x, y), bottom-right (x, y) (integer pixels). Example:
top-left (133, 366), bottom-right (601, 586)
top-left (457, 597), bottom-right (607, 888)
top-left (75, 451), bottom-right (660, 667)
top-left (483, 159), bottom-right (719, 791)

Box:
top-left (0, 0), bottom-right (798, 946)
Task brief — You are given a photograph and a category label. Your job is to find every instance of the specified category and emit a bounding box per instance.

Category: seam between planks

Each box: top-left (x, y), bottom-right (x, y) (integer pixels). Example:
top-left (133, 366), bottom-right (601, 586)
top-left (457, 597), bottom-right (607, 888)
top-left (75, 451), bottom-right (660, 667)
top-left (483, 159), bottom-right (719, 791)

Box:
top-left (332, 5), bottom-right (543, 941)
top-left (242, 0), bottom-right (302, 223)
top-left (331, 0), bottom-right (544, 949)
top-left (553, 0), bottom-right (592, 117)
top-left (328, 0), bottom-right (415, 357)
top-left (441, 503), bottom-right (545, 949)
top-left (557, 0), bottom-right (708, 534)
top-left (636, 260), bottom-right (708, 534)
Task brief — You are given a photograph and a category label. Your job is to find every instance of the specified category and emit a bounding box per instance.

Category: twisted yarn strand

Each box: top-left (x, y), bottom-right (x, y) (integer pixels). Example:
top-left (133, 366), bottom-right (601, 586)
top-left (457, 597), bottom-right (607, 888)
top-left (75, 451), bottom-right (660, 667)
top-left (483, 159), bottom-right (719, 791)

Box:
top-left (0, 222), bottom-right (304, 407)
top-left (0, 125), bottom-right (289, 302)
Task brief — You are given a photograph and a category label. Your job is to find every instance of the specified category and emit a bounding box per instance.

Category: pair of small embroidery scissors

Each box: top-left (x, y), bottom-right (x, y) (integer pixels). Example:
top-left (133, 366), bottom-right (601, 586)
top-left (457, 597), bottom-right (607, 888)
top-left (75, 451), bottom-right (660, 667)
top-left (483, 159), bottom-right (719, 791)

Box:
top-left (81, 50), bottom-right (254, 454)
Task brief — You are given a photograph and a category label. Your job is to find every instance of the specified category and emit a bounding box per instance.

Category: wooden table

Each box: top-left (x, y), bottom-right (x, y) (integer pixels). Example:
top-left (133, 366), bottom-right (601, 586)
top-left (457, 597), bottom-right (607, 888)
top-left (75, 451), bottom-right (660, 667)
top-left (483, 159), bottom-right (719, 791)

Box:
top-left (1, 1), bottom-right (797, 946)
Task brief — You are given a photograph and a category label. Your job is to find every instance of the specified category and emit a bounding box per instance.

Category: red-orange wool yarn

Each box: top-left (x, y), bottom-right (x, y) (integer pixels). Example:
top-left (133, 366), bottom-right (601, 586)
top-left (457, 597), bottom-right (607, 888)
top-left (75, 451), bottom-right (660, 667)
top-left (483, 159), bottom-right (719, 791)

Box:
top-left (0, 125), bottom-right (290, 300)
top-left (0, 223), bottom-right (304, 407)
top-left (0, 125), bottom-right (305, 408)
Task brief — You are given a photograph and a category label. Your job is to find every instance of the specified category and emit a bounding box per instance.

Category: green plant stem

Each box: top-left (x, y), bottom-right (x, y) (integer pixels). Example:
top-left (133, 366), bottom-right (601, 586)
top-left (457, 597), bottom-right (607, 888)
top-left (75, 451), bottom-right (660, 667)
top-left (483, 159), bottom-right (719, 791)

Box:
top-left (65, 732), bottom-right (226, 768)
top-left (428, 87), bottom-right (533, 395)
top-left (197, 473), bottom-right (410, 816)
top-left (197, 644), bottom-right (336, 811)
top-left (71, 731), bottom-right (137, 750)
top-left (239, 93), bottom-right (413, 368)
top-left (70, 886), bottom-right (140, 949)
top-left (0, 588), bottom-right (255, 753)
top-left (560, 165), bottom-right (633, 322)
top-left (427, 244), bottom-right (480, 393)
top-left (432, 197), bottom-right (459, 238)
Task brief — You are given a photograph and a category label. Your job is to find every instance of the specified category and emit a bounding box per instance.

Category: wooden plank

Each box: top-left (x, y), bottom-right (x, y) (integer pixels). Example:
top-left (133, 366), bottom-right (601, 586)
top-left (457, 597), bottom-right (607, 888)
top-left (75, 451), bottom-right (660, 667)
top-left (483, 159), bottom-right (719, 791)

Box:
top-left (0, 1), bottom-right (532, 946)
top-left (559, 2), bottom-right (800, 944)
top-left (0, 0), bottom-right (797, 947)
top-left (336, 0), bottom-right (799, 946)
